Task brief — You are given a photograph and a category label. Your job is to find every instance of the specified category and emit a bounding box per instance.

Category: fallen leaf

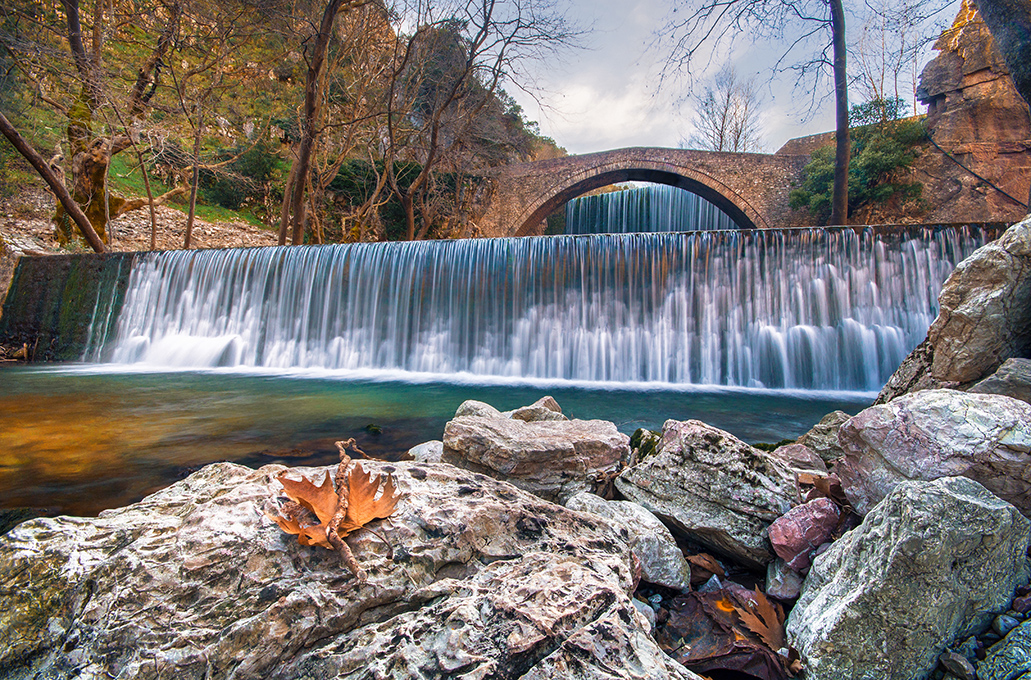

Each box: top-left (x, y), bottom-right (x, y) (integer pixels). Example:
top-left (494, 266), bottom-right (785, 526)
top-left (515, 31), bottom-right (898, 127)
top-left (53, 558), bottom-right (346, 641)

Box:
top-left (686, 552), bottom-right (725, 585)
top-left (660, 590), bottom-right (789, 680)
top-left (339, 465), bottom-right (401, 535)
top-left (279, 471), bottom-right (338, 524)
top-left (734, 588), bottom-right (786, 652)
top-left (268, 447), bottom-right (402, 580)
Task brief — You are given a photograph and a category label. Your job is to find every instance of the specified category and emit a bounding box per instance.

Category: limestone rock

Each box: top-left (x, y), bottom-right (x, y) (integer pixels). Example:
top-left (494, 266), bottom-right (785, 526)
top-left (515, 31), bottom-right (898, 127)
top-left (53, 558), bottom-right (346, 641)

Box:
top-left (0, 460), bottom-right (698, 680)
top-left (766, 557), bottom-right (804, 600)
top-left (970, 357), bottom-right (1031, 406)
top-left (566, 492), bottom-right (692, 591)
top-left (837, 389), bottom-right (1031, 516)
top-left (615, 419), bottom-right (798, 569)
top-left (929, 218), bottom-right (1031, 384)
top-left (407, 439), bottom-right (443, 463)
top-left (786, 476), bottom-right (1031, 680)
top-left (769, 443), bottom-right (828, 474)
top-left (795, 411), bottom-right (851, 462)
top-left (977, 619), bottom-right (1031, 680)
top-left (767, 498), bottom-right (840, 572)
top-left (511, 396), bottom-right (568, 422)
top-left (442, 416), bottom-right (628, 502)
top-left (454, 399), bottom-right (503, 418)
top-left (879, 217), bottom-right (1031, 402)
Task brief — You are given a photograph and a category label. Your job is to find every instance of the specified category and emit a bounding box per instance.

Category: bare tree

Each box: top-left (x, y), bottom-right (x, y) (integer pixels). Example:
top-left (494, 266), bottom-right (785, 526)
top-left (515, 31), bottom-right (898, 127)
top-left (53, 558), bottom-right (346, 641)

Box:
top-left (1, 0), bottom-right (193, 247)
top-left (661, 0), bottom-right (851, 223)
top-left (382, 0), bottom-right (576, 241)
top-left (684, 65), bottom-right (764, 152)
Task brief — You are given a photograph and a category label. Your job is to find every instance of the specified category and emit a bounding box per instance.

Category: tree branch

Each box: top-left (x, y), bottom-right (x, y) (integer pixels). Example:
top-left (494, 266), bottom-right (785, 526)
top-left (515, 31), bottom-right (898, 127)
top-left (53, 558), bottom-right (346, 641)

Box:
top-left (0, 111), bottom-right (105, 252)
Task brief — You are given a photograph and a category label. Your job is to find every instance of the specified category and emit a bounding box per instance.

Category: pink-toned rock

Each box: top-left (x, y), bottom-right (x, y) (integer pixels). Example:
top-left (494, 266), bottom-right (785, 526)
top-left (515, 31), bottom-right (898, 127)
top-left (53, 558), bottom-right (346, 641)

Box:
top-left (770, 443), bottom-right (828, 474)
top-left (767, 498), bottom-right (841, 572)
top-left (838, 389), bottom-right (1031, 516)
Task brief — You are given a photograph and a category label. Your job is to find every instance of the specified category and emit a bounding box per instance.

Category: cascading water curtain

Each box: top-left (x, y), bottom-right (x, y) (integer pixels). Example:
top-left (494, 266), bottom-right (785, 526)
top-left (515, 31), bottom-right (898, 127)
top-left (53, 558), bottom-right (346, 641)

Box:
top-left (565, 184), bottom-right (737, 234)
top-left (94, 226), bottom-right (990, 391)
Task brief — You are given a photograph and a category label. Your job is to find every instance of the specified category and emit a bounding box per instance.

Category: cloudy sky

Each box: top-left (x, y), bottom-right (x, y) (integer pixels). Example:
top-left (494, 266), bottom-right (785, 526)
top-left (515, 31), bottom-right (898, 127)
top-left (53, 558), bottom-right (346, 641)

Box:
top-left (509, 0), bottom-right (956, 156)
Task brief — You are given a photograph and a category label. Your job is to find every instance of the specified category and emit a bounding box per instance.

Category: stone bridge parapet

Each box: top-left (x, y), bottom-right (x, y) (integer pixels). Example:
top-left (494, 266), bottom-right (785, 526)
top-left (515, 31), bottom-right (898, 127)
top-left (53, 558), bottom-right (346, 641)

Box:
top-left (475, 147), bottom-right (815, 236)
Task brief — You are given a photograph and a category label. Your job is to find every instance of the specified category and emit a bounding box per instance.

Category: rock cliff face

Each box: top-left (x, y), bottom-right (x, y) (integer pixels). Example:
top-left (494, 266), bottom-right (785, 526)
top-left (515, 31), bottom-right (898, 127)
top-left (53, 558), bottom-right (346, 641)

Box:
top-left (914, 1), bottom-right (1031, 223)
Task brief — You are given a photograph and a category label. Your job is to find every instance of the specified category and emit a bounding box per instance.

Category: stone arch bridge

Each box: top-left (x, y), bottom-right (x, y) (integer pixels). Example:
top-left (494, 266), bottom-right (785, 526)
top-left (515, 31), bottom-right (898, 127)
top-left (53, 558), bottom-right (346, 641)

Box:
top-left (475, 147), bottom-right (814, 236)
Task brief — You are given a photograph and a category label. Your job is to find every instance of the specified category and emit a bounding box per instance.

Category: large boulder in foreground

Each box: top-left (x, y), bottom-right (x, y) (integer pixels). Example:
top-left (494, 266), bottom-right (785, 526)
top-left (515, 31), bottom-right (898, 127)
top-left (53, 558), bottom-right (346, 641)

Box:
top-left (615, 419), bottom-right (798, 570)
top-left (786, 477), bottom-right (1030, 680)
top-left (0, 461), bottom-right (698, 680)
top-left (878, 216), bottom-right (1031, 402)
top-left (837, 389), bottom-right (1031, 516)
top-left (443, 413), bottom-right (629, 503)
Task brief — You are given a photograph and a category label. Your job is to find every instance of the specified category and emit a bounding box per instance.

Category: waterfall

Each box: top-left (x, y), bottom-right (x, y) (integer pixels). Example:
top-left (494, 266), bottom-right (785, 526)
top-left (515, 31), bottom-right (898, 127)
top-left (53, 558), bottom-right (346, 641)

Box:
top-left (98, 225), bottom-right (990, 391)
top-left (565, 185), bottom-right (737, 234)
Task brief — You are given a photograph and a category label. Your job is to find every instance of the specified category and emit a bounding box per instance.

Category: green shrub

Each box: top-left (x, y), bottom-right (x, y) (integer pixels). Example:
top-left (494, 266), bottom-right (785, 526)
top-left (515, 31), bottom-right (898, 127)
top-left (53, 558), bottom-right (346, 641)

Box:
top-left (790, 98), bottom-right (926, 223)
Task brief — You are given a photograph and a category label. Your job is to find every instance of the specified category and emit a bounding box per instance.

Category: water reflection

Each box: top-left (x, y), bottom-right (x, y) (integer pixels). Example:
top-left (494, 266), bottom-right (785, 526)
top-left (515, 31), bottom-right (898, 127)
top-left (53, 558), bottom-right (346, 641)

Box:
top-left (0, 366), bottom-right (872, 516)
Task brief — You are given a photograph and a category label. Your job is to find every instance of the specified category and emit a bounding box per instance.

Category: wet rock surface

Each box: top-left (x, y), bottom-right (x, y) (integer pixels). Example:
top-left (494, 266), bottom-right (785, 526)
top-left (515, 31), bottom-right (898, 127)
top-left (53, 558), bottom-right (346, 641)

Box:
top-left (0, 460), bottom-right (697, 680)
top-left (616, 419), bottom-right (798, 569)
top-left (837, 389), bottom-right (1031, 516)
top-left (786, 476), bottom-right (1031, 680)
top-left (565, 492), bottom-right (692, 591)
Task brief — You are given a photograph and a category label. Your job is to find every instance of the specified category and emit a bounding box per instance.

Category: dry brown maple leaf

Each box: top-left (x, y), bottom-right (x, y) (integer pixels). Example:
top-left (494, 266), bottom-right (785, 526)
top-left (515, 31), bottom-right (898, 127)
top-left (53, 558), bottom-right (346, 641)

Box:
top-left (268, 443), bottom-right (401, 581)
top-left (734, 588), bottom-right (786, 652)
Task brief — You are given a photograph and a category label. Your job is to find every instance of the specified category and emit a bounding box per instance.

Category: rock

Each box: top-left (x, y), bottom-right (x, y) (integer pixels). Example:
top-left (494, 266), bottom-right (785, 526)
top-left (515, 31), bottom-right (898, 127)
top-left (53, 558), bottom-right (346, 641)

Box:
top-left (615, 419), bottom-right (798, 570)
top-left (970, 358), bottom-right (1031, 406)
top-left (766, 558), bottom-right (804, 600)
top-left (977, 619), bottom-right (1031, 680)
top-left (767, 498), bottom-right (840, 572)
top-left (993, 614), bottom-right (1021, 637)
top-left (909, 6), bottom-right (1031, 227)
top-left (786, 477), bottom-right (1031, 680)
top-left (837, 389), bottom-right (1031, 516)
top-left (407, 439), bottom-right (443, 463)
top-left (454, 399), bottom-right (503, 418)
top-left (442, 416), bottom-right (628, 503)
top-left (510, 396), bottom-right (568, 422)
top-left (878, 217), bottom-right (1031, 402)
top-left (930, 218), bottom-right (1031, 384)
top-left (939, 651), bottom-right (976, 680)
top-left (0, 460), bottom-right (700, 680)
top-left (1013, 594), bottom-right (1031, 614)
top-left (632, 597), bottom-right (657, 633)
top-left (566, 492), bottom-right (692, 591)
top-left (769, 443), bottom-right (828, 474)
top-left (795, 411), bottom-right (851, 462)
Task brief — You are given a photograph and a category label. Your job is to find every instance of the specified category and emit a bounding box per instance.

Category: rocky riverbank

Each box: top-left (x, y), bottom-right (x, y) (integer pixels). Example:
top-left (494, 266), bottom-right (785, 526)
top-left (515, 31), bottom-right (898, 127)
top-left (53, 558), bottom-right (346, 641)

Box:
top-left (1, 215), bottom-right (1030, 678)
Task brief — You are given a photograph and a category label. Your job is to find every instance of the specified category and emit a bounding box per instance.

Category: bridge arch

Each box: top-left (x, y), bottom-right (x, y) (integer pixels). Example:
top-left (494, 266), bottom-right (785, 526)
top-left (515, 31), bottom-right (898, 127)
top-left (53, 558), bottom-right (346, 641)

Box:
top-left (510, 161), bottom-right (767, 237)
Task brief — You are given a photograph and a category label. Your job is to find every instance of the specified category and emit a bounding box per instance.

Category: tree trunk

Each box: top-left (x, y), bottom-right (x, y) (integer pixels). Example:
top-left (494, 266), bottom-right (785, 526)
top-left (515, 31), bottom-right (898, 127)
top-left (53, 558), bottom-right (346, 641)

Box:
top-left (280, 0), bottom-right (350, 246)
top-left (185, 114), bottom-right (203, 249)
top-left (828, 0), bottom-right (850, 225)
top-left (972, 0), bottom-right (1031, 204)
top-left (0, 112), bottom-right (105, 252)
